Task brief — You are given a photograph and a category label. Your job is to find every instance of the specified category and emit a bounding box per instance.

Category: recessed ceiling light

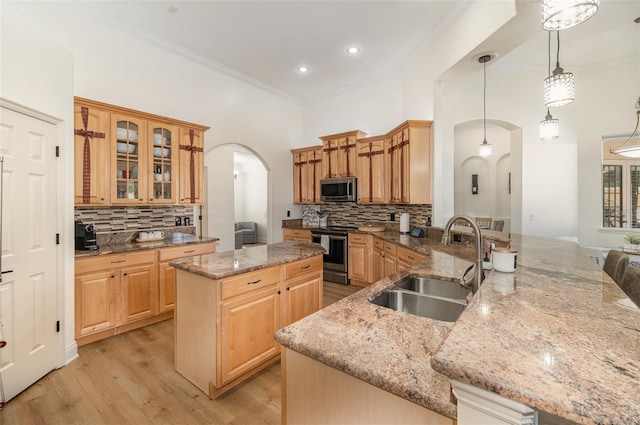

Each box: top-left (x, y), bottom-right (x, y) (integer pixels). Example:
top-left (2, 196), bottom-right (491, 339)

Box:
top-left (346, 46), bottom-right (360, 55)
top-left (297, 66), bottom-right (309, 73)
top-left (168, 6), bottom-right (178, 14)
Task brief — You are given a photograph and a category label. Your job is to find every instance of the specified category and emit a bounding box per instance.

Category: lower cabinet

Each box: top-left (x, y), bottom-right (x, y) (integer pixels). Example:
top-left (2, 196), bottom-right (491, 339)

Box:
top-left (397, 245), bottom-right (427, 270)
top-left (348, 233), bottom-right (373, 286)
top-left (75, 242), bottom-right (216, 346)
top-left (383, 241), bottom-right (397, 276)
top-left (282, 228), bottom-right (312, 242)
top-left (175, 254), bottom-right (323, 398)
top-left (373, 238), bottom-right (385, 282)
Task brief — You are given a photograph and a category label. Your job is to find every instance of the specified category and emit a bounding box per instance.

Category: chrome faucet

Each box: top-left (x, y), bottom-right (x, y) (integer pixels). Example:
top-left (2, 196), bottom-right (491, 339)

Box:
top-left (442, 215), bottom-right (484, 294)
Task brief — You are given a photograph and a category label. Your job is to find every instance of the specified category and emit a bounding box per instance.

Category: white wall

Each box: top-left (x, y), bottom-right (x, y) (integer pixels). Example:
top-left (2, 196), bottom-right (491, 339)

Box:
top-left (242, 169), bottom-right (268, 243)
top-left (1, 4), bottom-right (76, 364)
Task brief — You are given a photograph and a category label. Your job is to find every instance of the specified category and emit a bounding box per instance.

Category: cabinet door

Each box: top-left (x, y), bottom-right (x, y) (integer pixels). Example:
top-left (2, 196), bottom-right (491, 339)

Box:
top-left (357, 137), bottom-right (387, 204)
top-left (179, 127), bottom-right (204, 204)
top-left (74, 103), bottom-right (110, 205)
top-left (321, 138), bottom-right (340, 179)
top-left (373, 249), bottom-right (384, 281)
top-left (220, 286), bottom-right (280, 384)
top-left (338, 135), bottom-right (357, 178)
top-left (383, 254), bottom-right (397, 276)
top-left (348, 234), bottom-right (372, 285)
top-left (120, 263), bottom-right (158, 324)
top-left (292, 150), bottom-right (307, 204)
top-left (75, 269), bottom-right (116, 337)
top-left (388, 130), bottom-right (407, 204)
top-left (148, 122), bottom-right (178, 204)
top-left (306, 148), bottom-right (323, 203)
top-left (283, 272), bottom-right (322, 327)
top-left (158, 261), bottom-right (176, 313)
top-left (112, 113), bottom-right (148, 205)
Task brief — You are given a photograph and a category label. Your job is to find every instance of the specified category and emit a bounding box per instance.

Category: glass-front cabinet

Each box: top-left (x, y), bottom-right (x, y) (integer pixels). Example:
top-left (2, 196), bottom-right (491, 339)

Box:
top-left (149, 122), bottom-right (178, 204)
top-left (112, 114), bottom-right (148, 204)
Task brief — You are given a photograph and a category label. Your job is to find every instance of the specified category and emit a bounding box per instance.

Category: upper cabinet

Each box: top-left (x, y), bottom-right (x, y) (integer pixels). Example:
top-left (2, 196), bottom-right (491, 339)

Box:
top-left (320, 130), bottom-right (366, 179)
top-left (292, 146), bottom-right (322, 204)
top-left (387, 120), bottom-right (432, 204)
top-left (74, 102), bottom-right (111, 206)
top-left (74, 97), bottom-right (209, 206)
top-left (178, 127), bottom-right (205, 204)
top-left (356, 135), bottom-right (388, 204)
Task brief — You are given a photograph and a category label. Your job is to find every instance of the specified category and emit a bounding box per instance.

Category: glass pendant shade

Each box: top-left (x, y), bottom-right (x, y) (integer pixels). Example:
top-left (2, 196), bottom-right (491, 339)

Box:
top-left (611, 98), bottom-right (640, 158)
top-left (544, 66), bottom-right (574, 107)
top-left (542, 0), bottom-right (599, 31)
top-left (539, 110), bottom-right (560, 141)
top-left (479, 140), bottom-right (492, 158)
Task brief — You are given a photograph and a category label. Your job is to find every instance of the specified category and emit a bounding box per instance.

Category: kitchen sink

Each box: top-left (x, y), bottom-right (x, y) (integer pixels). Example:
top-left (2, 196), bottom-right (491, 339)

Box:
top-left (369, 276), bottom-right (470, 322)
top-left (394, 275), bottom-right (470, 303)
top-left (369, 289), bottom-right (466, 322)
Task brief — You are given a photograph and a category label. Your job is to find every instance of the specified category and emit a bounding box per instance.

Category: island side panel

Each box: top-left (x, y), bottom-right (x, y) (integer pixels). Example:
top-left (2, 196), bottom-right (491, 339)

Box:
top-left (174, 268), bottom-right (217, 394)
top-left (283, 348), bottom-right (455, 425)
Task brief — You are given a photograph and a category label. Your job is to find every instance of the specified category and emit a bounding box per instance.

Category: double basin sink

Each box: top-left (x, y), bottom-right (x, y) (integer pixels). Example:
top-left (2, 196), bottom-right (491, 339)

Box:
top-left (369, 275), bottom-right (471, 322)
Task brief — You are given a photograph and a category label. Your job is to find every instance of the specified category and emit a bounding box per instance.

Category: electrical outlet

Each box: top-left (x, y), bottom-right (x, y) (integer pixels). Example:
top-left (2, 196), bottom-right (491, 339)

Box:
top-left (287, 210), bottom-right (290, 217)
top-left (453, 234), bottom-right (462, 242)
top-left (529, 213), bottom-right (534, 221)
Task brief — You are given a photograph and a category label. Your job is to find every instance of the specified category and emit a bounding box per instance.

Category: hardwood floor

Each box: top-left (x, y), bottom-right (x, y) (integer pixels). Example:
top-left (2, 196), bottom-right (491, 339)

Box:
top-left (0, 280), bottom-right (362, 424)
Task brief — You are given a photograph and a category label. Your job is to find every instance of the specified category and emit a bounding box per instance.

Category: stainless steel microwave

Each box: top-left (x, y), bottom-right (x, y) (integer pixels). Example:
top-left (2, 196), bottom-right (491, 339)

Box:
top-left (320, 177), bottom-right (357, 202)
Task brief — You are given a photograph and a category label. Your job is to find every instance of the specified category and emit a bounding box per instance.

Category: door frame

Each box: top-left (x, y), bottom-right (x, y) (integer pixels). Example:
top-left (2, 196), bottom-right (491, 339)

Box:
top-left (0, 98), bottom-right (67, 368)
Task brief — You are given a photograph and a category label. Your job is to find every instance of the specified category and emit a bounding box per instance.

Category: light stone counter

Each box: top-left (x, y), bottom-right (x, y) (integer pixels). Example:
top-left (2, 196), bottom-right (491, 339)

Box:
top-left (170, 241), bottom-right (325, 279)
top-left (276, 233), bottom-right (640, 424)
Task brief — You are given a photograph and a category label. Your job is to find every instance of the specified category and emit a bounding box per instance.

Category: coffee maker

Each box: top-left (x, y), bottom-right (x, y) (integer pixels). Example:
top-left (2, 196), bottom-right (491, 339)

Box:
top-left (75, 220), bottom-right (98, 251)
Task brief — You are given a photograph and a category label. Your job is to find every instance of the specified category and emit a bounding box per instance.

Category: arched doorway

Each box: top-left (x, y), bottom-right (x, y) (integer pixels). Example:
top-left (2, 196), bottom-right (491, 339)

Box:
top-left (203, 144), bottom-right (270, 251)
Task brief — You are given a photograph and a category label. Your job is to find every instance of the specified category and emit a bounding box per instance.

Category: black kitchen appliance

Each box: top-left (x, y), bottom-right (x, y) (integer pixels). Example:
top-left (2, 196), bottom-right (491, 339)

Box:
top-left (75, 220), bottom-right (98, 251)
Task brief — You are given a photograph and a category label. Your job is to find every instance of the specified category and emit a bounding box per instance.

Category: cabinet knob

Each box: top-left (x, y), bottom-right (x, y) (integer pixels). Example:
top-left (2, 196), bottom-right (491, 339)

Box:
top-left (123, 273), bottom-right (128, 276)
top-left (100, 198), bottom-right (105, 201)
top-left (277, 290), bottom-right (281, 294)
top-left (139, 198), bottom-right (143, 201)
top-left (110, 274), bottom-right (115, 278)
top-left (286, 287), bottom-right (290, 291)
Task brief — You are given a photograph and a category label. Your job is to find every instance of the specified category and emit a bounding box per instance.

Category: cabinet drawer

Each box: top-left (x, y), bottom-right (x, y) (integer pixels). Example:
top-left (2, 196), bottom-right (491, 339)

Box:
top-left (383, 241), bottom-right (397, 256)
top-left (348, 233), bottom-right (371, 245)
top-left (159, 242), bottom-right (217, 262)
top-left (221, 266), bottom-right (280, 300)
top-left (397, 246), bottom-right (426, 265)
top-left (283, 255), bottom-right (322, 280)
top-left (373, 238), bottom-right (384, 251)
top-left (76, 250), bottom-right (156, 274)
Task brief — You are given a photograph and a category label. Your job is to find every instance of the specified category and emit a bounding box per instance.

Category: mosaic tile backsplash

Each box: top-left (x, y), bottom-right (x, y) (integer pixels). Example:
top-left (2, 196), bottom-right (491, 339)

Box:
top-left (75, 206), bottom-right (195, 234)
top-left (302, 203), bottom-right (432, 227)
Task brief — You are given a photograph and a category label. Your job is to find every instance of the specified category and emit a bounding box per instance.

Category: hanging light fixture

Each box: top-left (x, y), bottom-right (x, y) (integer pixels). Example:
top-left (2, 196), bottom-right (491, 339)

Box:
top-left (540, 31), bottom-right (560, 141)
top-left (542, 0), bottom-right (599, 31)
top-left (478, 54), bottom-right (492, 158)
top-left (544, 31), bottom-right (574, 107)
top-left (610, 97), bottom-right (640, 158)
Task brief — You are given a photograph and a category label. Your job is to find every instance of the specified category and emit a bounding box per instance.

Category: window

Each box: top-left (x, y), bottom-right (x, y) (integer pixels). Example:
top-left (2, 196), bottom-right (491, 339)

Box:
top-left (603, 140), bottom-right (640, 228)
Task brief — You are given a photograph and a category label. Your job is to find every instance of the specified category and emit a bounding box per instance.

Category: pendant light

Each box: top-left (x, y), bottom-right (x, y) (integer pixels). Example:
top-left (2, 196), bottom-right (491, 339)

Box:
top-left (540, 31), bottom-right (560, 141)
top-left (544, 31), bottom-right (574, 107)
top-left (610, 97), bottom-right (640, 158)
top-left (478, 54), bottom-right (492, 158)
top-left (542, 0), bottom-right (599, 31)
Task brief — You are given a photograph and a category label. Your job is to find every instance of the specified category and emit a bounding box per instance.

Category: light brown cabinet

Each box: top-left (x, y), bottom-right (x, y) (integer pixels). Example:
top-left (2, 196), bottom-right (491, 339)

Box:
top-left (387, 120), bottom-right (432, 204)
top-left (348, 233), bottom-right (373, 286)
top-left (75, 250), bottom-right (162, 346)
top-left (383, 241), bottom-right (397, 276)
top-left (175, 254), bottom-right (323, 398)
top-left (321, 130), bottom-right (366, 179)
top-left (396, 245), bottom-right (427, 270)
top-left (158, 242), bottom-right (217, 313)
top-left (356, 135), bottom-right (388, 204)
top-left (74, 101), bottom-right (111, 206)
top-left (292, 146), bottom-right (322, 204)
top-left (372, 237), bottom-right (385, 282)
top-left (282, 228), bottom-right (312, 242)
top-left (74, 97), bottom-right (208, 206)
top-left (178, 126), bottom-right (205, 204)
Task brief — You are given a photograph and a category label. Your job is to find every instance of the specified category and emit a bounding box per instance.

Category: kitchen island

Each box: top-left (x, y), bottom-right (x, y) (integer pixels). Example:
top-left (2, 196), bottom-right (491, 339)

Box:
top-left (170, 241), bottom-right (325, 398)
top-left (275, 233), bottom-right (640, 425)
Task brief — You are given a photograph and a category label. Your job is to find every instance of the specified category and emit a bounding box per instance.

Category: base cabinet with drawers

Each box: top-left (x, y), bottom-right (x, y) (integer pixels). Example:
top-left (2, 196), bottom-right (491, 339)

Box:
top-left (348, 235), bottom-right (428, 286)
top-left (175, 254), bottom-right (323, 398)
top-left (282, 228), bottom-right (312, 242)
top-left (75, 242), bottom-right (216, 346)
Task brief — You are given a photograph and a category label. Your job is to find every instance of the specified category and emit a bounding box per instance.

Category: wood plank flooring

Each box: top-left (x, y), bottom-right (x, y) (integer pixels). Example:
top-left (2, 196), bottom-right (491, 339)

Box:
top-left (0, 281), bottom-right (362, 424)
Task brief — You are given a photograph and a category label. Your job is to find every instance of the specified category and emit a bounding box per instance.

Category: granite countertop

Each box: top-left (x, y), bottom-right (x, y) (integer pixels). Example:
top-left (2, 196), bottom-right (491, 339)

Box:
top-left (275, 245), bottom-right (475, 418)
top-left (170, 241), bottom-right (325, 280)
top-left (275, 231), bottom-right (640, 424)
top-left (74, 232), bottom-right (219, 258)
top-left (431, 234), bottom-right (640, 425)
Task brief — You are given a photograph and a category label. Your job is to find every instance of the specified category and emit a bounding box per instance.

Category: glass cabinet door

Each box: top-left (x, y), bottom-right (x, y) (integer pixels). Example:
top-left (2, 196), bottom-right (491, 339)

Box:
top-left (112, 114), bottom-right (147, 204)
top-left (149, 122), bottom-right (178, 204)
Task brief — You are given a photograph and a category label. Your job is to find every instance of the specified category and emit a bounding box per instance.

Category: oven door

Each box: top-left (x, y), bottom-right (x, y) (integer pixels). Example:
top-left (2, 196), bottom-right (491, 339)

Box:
top-left (311, 233), bottom-right (347, 272)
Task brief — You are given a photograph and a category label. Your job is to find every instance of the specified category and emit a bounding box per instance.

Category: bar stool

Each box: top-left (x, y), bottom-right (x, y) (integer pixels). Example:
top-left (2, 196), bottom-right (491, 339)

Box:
top-left (603, 250), bottom-right (629, 285)
top-left (619, 266), bottom-right (640, 307)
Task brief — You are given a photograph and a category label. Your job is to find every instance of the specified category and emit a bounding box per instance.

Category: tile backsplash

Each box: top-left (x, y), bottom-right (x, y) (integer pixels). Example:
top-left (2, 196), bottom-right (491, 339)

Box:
top-left (75, 206), bottom-right (195, 234)
top-left (302, 203), bottom-right (432, 227)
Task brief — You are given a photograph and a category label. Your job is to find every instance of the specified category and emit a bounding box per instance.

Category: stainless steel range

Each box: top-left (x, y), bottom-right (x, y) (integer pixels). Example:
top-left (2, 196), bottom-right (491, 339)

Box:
top-left (311, 226), bottom-right (356, 285)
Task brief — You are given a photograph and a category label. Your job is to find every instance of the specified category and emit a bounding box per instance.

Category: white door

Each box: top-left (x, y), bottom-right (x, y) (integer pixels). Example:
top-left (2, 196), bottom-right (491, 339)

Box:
top-left (0, 107), bottom-right (58, 401)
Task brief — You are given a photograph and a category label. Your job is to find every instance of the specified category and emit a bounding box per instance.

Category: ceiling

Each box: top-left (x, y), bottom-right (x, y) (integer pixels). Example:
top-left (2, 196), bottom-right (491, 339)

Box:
top-left (72, 1), bottom-right (639, 103)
